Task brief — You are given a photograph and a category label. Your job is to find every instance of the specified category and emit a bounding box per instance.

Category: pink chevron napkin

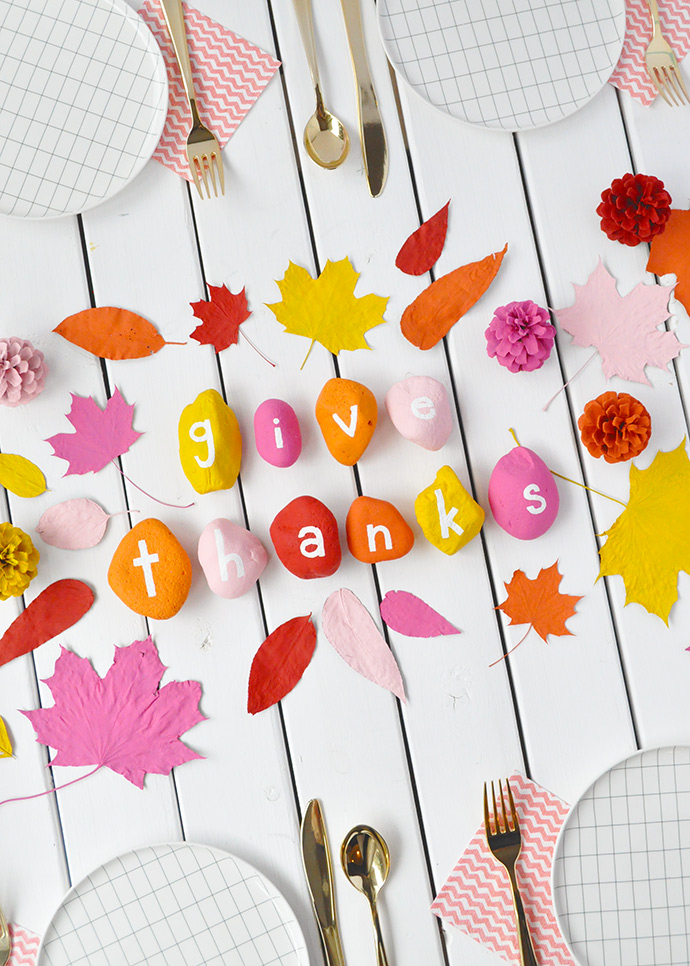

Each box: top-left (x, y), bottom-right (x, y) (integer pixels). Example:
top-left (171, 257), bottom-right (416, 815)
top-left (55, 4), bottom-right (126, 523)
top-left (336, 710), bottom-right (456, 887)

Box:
top-left (8, 924), bottom-right (40, 965)
top-left (609, 0), bottom-right (690, 105)
top-left (432, 774), bottom-right (575, 965)
top-left (139, 1), bottom-right (280, 181)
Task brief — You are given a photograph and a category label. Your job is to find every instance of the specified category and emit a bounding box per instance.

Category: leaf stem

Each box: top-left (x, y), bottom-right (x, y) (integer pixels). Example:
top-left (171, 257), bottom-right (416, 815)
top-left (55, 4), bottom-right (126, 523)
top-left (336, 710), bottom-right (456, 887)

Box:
top-left (489, 626), bottom-right (532, 667)
top-left (300, 340), bottom-right (316, 370)
top-left (111, 462), bottom-right (195, 509)
top-left (542, 350), bottom-right (598, 411)
top-left (163, 341), bottom-right (187, 347)
top-left (238, 329), bottom-right (276, 367)
top-left (0, 765), bottom-right (102, 807)
top-left (549, 470), bottom-right (627, 507)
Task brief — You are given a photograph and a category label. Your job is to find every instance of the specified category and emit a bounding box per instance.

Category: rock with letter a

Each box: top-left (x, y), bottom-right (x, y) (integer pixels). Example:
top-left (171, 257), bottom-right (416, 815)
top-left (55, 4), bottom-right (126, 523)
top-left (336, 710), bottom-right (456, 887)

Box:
top-left (346, 496), bottom-right (414, 563)
top-left (488, 446), bottom-right (559, 539)
top-left (178, 388), bottom-right (242, 493)
top-left (415, 465), bottom-right (484, 554)
top-left (254, 398), bottom-right (301, 468)
top-left (315, 377), bottom-right (377, 465)
top-left (384, 375), bottom-right (452, 451)
top-left (269, 495), bottom-right (341, 578)
top-left (108, 518), bottom-right (191, 619)
top-left (198, 519), bottom-right (268, 598)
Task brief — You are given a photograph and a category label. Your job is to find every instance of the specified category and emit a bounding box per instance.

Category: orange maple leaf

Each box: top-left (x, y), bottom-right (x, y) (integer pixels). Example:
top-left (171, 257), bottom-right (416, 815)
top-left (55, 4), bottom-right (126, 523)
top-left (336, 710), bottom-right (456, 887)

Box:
top-left (491, 562), bottom-right (582, 666)
top-left (647, 209), bottom-right (690, 316)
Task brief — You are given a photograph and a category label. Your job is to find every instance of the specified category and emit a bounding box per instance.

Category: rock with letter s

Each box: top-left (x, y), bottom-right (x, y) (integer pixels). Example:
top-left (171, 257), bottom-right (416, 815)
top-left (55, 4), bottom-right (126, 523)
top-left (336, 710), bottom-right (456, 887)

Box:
top-left (488, 446), bottom-right (559, 539)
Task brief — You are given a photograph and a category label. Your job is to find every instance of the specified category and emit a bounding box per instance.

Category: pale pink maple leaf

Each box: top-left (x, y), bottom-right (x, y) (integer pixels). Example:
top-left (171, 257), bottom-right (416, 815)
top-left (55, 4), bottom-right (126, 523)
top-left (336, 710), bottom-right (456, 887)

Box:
top-left (46, 387), bottom-right (142, 475)
top-left (22, 637), bottom-right (205, 789)
top-left (554, 260), bottom-right (686, 385)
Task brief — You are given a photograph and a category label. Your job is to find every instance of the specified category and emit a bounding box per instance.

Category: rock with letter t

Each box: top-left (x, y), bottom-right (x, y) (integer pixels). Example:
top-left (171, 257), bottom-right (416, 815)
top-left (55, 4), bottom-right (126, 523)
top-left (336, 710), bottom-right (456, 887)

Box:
top-left (178, 388), bottom-right (242, 493)
top-left (108, 518), bottom-right (191, 619)
top-left (270, 495), bottom-right (341, 578)
top-left (198, 519), bottom-right (268, 598)
top-left (415, 465), bottom-right (484, 554)
top-left (315, 377), bottom-right (377, 465)
top-left (488, 446), bottom-right (559, 539)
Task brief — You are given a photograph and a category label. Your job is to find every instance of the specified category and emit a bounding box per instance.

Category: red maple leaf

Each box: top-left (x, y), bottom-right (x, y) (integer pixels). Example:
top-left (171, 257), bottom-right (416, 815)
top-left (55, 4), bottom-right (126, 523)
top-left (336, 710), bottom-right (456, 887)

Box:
top-left (22, 637), bottom-right (205, 789)
top-left (190, 284), bottom-right (251, 352)
top-left (46, 388), bottom-right (142, 476)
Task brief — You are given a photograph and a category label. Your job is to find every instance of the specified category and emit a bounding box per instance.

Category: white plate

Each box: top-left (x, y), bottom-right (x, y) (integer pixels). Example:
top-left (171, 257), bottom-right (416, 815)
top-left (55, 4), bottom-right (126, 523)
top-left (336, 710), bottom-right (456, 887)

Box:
top-left (552, 746), bottom-right (690, 966)
top-left (378, 0), bottom-right (626, 131)
top-left (0, 0), bottom-right (168, 218)
top-left (37, 842), bottom-right (309, 966)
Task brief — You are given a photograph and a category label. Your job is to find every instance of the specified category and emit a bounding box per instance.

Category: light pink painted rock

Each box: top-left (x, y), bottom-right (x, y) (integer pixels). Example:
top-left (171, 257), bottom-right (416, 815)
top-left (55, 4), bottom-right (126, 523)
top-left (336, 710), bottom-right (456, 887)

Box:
top-left (384, 376), bottom-right (452, 451)
top-left (254, 398), bottom-right (302, 468)
top-left (488, 446), bottom-right (559, 540)
top-left (198, 518), bottom-right (268, 598)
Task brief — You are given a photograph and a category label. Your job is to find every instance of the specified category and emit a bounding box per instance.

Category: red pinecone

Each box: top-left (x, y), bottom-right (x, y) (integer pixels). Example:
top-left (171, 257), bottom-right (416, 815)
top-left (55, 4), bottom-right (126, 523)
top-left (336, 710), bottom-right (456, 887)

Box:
top-left (597, 173), bottom-right (671, 247)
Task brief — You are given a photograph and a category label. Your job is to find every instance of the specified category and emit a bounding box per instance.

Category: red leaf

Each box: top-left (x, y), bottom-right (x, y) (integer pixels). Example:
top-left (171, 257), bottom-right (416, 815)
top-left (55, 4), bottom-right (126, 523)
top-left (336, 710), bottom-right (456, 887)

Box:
top-left (247, 615), bottom-right (316, 714)
top-left (46, 388), bottom-right (142, 476)
top-left (396, 201), bottom-right (450, 276)
top-left (190, 284), bottom-right (251, 353)
top-left (0, 579), bottom-right (94, 667)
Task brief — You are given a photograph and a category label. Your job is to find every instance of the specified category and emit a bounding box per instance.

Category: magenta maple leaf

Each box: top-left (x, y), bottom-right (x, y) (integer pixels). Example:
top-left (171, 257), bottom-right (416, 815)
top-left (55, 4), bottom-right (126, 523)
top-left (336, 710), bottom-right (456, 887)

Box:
top-left (554, 260), bottom-right (686, 385)
top-left (22, 637), bottom-right (205, 789)
top-left (46, 388), bottom-right (142, 475)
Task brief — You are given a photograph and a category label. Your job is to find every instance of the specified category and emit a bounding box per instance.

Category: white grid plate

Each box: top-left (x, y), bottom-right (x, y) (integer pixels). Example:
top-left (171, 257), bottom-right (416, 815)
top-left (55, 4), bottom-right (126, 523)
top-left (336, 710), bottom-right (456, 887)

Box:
top-left (552, 746), bottom-right (690, 966)
top-left (377, 0), bottom-right (626, 131)
top-left (37, 842), bottom-right (309, 966)
top-left (0, 0), bottom-right (168, 218)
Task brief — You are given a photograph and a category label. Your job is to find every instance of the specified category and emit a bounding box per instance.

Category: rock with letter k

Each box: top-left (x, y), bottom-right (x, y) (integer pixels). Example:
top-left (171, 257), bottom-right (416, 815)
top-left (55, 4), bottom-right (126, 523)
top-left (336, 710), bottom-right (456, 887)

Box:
top-left (415, 466), bottom-right (484, 554)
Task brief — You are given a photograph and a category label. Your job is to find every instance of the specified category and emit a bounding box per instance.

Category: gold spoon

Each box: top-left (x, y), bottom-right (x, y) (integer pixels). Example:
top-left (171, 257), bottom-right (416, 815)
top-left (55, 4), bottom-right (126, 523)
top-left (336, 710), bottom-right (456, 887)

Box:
top-left (341, 825), bottom-right (390, 966)
top-left (291, 0), bottom-right (350, 168)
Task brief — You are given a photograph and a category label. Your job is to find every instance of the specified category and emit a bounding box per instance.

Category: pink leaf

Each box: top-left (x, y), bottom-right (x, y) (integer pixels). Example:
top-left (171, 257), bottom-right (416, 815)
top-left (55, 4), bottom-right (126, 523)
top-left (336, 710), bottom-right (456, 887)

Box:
top-left (36, 498), bottom-right (112, 549)
top-left (380, 590), bottom-right (459, 637)
top-left (22, 636), bottom-right (205, 789)
top-left (46, 388), bottom-right (142, 476)
top-left (321, 589), bottom-right (405, 701)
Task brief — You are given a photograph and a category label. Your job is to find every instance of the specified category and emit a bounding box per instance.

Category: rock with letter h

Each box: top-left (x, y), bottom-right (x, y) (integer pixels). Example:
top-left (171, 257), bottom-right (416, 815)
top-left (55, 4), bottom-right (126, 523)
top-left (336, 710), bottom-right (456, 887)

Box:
top-left (108, 518), bottom-right (191, 619)
top-left (270, 495), bottom-right (341, 578)
top-left (415, 465), bottom-right (484, 554)
top-left (488, 446), bottom-right (558, 540)
top-left (346, 496), bottom-right (414, 563)
top-left (198, 519), bottom-right (268, 598)
top-left (179, 388), bottom-right (242, 493)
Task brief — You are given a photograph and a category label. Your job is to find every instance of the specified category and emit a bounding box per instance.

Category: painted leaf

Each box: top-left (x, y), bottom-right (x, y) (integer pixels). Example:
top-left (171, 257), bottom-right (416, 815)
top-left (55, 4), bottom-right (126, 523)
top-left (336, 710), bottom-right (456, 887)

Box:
top-left (36, 499), bottom-right (113, 549)
top-left (0, 453), bottom-right (46, 497)
top-left (54, 307), bottom-right (172, 359)
top-left (498, 562), bottom-right (581, 646)
top-left (396, 201), bottom-right (450, 275)
top-left (554, 260), bottom-right (685, 385)
top-left (322, 588), bottom-right (405, 701)
top-left (380, 590), bottom-right (459, 637)
top-left (401, 244), bottom-right (507, 350)
top-left (647, 209), bottom-right (690, 314)
top-left (46, 388), bottom-right (142, 476)
top-left (22, 636), bottom-right (205, 788)
top-left (247, 615), bottom-right (316, 714)
top-left (190, 284), bottom-right (251, 353)
top-left (0, 716), bottom-right (11, 759)
top-left (0, 579), bottom-right (94, 667)
top-left (599, 440), bottom-right (690, 623)
top-left (266, 258), bottom-right (388, 367)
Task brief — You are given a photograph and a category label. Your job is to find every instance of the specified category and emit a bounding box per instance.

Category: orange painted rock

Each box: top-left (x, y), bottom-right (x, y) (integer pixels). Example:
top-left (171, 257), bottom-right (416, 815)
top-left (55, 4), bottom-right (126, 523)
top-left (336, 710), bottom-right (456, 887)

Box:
top-left (315, 378), bottom-right (377, 465)
top-left (270, 496), bottom-right (341, 579)
top-left (346, 496), bottom-right (414, 563)
top-left (108, 518), bottom-right (191, 619)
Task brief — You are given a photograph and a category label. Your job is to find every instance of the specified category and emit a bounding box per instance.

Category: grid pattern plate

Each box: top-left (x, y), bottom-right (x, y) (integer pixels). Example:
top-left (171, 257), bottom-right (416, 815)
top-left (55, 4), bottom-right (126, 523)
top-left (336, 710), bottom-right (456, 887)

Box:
top-left (37, 842), bottom-right (309, 966)
top-left (0, 0), bottom-right (168, 218)
top-left (377, 0), bottom-right (626, 131)
top-left (552, 746), bottom-right (690, 966)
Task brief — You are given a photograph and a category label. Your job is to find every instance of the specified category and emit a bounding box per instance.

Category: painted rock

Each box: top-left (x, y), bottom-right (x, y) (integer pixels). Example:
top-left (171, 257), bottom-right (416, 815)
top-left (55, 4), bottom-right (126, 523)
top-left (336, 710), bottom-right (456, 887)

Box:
top-left (384, 376), bottom-right (452, 451)
top-left (178, 388), bottom-right (242, 493)
top-left (346, 496), bottom-right (414, 563)
top-left (108, 518), bottom-right (191, 619)
top-left (415, 465), bottom-right (484, 555)
top-left (270, 495), bottom-right (341, 579)
top-left (254, 398), bottom-right (301, 468)
top-left (488, 446), bottom-right (559, 540)
top-left (198, 518), bottom-right (268, 598)
top-left (315, 378), bottom-right (377, 465)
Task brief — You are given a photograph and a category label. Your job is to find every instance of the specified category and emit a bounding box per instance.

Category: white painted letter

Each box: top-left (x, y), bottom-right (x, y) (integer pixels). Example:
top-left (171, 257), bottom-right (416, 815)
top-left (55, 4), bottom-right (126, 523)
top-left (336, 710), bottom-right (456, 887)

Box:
top-left (435, 489), bottom-right (463, 539)
top-left (366, 524), bottom-right (393, 553)
top-left (411, 396), bottom-right (435, 420)
top-left (332, 404), bottom-right (358, 437)
top-left (273, 417), bottom-right (284, 450)
top-left (214, 527), bottom-right (245, 581)
top-left (133, 539), bottom-right (159, 597)
top-left (298, 526), bottom-right (325, 558)
top-left (189, 419), bottom-right (215, 468)
top-left (523, 484), bottom-right (547, 515)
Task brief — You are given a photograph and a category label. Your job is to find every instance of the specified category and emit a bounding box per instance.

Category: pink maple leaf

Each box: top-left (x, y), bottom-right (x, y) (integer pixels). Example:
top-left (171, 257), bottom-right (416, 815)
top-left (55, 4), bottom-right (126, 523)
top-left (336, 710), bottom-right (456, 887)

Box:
top-left (22, 637), bottom-right (205, 789)
top-left (46, 387), bottom-right (142, 475)
top-left (554, 260), bottom-right (686, 385)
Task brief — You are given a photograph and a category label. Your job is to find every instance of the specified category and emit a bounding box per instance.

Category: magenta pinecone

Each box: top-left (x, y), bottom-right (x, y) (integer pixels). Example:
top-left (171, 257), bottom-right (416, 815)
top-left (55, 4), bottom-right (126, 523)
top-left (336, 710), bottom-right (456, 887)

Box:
top-left (0, 338), bottom-right (48, 407)
top-left (485, 301), bottom-right (554, 373)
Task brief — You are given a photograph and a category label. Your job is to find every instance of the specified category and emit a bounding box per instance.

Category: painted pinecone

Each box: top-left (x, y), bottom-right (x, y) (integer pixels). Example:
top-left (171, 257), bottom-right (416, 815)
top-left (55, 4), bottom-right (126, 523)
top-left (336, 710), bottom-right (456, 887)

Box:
top-left (0, 337), bottom-right (48, 407)
top-left (597, 173), bottom-right (671, 247)
top-left (485, 300), bottom-right (555, 373)
top-left (578, 391), bottom-right (651, 464)
top-left (0, 523), bottom-right (40, 600)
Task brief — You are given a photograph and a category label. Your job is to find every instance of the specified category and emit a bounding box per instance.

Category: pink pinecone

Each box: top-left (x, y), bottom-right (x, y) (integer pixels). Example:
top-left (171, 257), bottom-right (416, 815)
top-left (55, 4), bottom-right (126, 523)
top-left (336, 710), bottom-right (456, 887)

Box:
top-left (0, 338), bottom-right (48, 407)
top-left (485, 301), bottom-right (554, 373)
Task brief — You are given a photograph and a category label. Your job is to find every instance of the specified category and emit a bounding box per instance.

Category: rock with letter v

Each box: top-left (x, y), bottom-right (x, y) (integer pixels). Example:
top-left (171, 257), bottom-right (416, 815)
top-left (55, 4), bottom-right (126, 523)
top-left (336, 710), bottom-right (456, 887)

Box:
top-left (315, 377), bottom-right (377, 465)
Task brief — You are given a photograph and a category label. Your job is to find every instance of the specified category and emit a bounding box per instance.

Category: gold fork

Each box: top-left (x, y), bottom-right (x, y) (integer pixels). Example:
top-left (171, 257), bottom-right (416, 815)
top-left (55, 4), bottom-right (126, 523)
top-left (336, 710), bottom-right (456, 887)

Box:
top-left (644, 0), bottom-right (689, 106)
top-left (159, 0), bottom-right (225, 197)
top-left (484, 780), bottom-right (538, 966)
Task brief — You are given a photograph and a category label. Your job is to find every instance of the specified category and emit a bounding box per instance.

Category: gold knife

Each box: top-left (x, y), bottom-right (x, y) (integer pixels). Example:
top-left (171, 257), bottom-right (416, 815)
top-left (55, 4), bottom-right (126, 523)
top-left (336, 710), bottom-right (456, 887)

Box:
top-left (301, 799), bottom-right (346, 966)
top-left (339, 0), bottom-right (388, 197)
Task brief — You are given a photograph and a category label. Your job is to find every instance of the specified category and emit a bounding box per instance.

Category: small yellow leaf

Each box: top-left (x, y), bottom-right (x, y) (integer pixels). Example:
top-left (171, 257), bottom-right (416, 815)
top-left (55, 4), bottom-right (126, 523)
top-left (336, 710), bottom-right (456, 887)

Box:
top-left (0, 453), bottom-right (46, 498)
top-left (0, 716), bottom-right (12, 758)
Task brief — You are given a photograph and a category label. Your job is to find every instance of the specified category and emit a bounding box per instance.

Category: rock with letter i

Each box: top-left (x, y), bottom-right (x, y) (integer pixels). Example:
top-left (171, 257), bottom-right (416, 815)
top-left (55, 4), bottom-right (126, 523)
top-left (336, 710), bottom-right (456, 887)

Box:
top-left (253, 398), bottom-right (302, 468)
top-left (270, 495), bottom-right (341, 578)
top-left (488, 445), bottom-right (559, 539)
top-left (198, 519), bottom-right (268, 598)
top-left (415, 465), bottom-right (484, 554)
top-left (178, 388), bottom-right (242, 493)
top-left (108, 518), bottom-right (191, 618)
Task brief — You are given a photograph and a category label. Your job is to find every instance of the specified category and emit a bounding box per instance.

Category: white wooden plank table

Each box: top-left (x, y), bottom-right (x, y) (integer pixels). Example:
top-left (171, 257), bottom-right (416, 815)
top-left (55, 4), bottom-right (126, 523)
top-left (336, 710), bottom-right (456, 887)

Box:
top-left (0, 2), bottom-right (689, 964)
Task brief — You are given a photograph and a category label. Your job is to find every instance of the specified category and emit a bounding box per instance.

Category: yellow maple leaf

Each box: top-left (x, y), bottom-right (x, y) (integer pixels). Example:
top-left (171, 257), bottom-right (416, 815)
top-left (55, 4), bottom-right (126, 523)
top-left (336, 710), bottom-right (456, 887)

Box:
top-left (599, 440), bottom-right (690, 623)
top-left (0, 715), bottom-right (12, 759)
top-left (266, 258), bottom-right (388, 368)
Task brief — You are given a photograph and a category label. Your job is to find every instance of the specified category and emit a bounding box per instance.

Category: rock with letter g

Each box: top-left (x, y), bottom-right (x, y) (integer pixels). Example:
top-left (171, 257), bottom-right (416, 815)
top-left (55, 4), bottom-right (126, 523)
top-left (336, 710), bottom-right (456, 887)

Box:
top-left (178, 388), bottom-right (242, 493)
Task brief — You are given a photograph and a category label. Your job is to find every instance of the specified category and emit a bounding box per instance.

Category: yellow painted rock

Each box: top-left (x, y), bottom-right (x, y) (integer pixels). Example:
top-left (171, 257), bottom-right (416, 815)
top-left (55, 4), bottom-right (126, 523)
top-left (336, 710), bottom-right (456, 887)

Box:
top-left (415, 465), bottom-right (484, 555)
top-left (178, 388), bottom-right (242, 493)
top-left (315, 378), bottom-right (377, 465)
top-left (108, 518), bottom-right (191, 619)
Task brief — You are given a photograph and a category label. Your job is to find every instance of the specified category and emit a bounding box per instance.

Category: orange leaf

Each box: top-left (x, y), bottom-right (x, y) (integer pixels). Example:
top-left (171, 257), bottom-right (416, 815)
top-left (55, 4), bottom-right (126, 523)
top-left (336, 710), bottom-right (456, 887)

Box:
top-left (55, 308), bottom-right (173, 359)
top-left (498, 561), bottom-right (581, 644)
top-left (647, 209), bottom-right (690, 314)
top-left (401, 243), bottom-right (507, 350)
top-left (396, 201), bottom-right (450, 276)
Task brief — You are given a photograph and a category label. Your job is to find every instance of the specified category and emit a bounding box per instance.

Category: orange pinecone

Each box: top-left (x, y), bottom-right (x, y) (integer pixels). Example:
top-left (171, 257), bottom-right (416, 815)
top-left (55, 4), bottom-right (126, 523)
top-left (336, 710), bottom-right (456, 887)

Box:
top-left (578, 391), bottom-right (651, 463)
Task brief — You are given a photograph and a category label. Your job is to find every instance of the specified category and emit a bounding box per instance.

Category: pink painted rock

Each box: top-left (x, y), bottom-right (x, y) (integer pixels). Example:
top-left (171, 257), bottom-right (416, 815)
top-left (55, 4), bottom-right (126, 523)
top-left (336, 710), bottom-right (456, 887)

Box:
top-left (254, 399), bottom-right (301, 468)
top-left (488, 446), bottom-right (559, 540)
top-left (198, 519), bottom-right (268, 599)
top-left (270, 496), bottom-right (341, 579)
top-left (384, 376), bottom-right (452, 451)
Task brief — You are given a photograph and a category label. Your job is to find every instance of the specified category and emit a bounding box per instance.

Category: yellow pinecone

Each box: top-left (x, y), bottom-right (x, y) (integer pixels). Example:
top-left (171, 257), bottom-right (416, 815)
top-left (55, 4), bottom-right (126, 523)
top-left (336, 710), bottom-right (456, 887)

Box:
top-left (0, 522), bottom-right (39, 600)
